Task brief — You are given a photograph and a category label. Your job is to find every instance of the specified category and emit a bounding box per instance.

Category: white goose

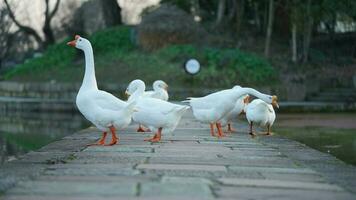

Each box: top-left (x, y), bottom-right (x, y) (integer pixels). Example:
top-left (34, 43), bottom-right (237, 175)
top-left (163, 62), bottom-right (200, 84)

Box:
top-left (126, 80), bottom-right (189, 142)
top-left (137, 80), bottom-right (169, 132)
top-left (67, 35), bottom-right (136, 146)
top-left (219, 87), bottom-right (250, 133)
top-left (245, 98), bottom-right (278, 136)
top-left (143, 80), bottom-right (169, 101)
top-left (183, 86), bottom-right (278, 137)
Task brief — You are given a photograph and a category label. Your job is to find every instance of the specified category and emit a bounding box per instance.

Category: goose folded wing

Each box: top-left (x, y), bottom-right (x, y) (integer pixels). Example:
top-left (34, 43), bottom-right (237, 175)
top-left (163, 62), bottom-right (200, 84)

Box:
top-left (93, 90), bottom-right (127, 111)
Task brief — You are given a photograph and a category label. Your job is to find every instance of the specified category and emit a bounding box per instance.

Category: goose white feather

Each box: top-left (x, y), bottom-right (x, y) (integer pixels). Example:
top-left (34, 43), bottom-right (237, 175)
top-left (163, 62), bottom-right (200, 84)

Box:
top-left (142, 80), bottom-right (169, 101)
top-left (67, 35), bottom-right (136, 145)
top-left (126, 80), bottom-right (189, 142)
top-left (219, 94), bottom-right (249, 131)
top-left (245, 99), bottom-right (276, 136)
top-left (183, 86), bottom-right (278, 137)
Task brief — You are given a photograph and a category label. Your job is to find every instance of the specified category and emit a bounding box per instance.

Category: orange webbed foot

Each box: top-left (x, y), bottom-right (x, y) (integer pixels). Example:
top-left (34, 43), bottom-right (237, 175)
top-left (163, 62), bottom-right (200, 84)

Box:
top-left (144, 128), bottom-right (162, 143)
top-left (86, 142), bottom-right (104, 146)
top-left (227, 124), bottom-right (236, 133)
top-left (144, 134), bottom-right (158, 142)
top-left (104, 126), bottom-right (119, 146)
top-left (87, 132), bottom-right (107, 146)
top-left (104, 139), bottom-right (118, 146)
top-left (137, 126), bottom-right (146, 132)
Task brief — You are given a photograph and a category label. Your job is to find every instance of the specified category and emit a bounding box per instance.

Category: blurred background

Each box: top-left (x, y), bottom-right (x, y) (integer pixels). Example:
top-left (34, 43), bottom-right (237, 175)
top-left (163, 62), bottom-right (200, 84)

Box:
top-left (0, 0), bottom-right (355, 166)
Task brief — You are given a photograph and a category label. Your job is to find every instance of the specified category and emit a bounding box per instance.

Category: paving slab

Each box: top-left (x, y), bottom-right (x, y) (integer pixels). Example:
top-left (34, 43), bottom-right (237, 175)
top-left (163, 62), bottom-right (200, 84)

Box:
top-left (1, 112), bottom-right (356, 199)
top-left (217, 178), bottom-right (344, 191)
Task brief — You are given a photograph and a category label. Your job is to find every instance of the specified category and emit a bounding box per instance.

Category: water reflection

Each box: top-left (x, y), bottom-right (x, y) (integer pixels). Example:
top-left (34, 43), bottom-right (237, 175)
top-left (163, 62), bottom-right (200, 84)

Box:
top-left (275, 113), bottom-right (356, 166)
top-left (0, 111), bottom-right (89, 165)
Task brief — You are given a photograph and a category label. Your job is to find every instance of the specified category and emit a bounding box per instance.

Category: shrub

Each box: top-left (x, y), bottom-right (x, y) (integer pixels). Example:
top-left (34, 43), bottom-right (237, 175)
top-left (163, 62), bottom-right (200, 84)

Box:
top-left (4, 26), bottom-right (133, 79)
top-left (157, 45), bottom-right (278, 87)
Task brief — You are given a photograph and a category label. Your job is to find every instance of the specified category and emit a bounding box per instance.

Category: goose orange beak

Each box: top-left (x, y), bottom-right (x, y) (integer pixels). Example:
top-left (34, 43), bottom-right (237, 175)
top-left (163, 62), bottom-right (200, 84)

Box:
top-left (271, 95), bottom-right (279, 109)
top-left (125, 90), bottom-right (130, 97)
top-left (243, 95), bottom-right (250, 104)
top-left (67, 40), bottom-right (76, 47)
top-left (67, 35), bottom-right (80, 47)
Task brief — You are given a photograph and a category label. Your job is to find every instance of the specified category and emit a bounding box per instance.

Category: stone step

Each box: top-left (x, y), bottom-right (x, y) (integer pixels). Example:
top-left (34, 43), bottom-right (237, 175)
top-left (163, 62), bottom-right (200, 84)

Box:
top-left (307, 96), bottom-right (356, 102)
top-left (322, 88), bottom-right (356, 93)
top-left (316, 92), bottom-right (356, 98)
top-left (278, 101), bottom-right (356, 112)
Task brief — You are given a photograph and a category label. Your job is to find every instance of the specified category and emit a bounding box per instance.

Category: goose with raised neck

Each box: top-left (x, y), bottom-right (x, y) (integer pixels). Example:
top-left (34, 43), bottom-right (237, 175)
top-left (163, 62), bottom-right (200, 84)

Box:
top-left (81, 40), bottom-right (98, 91)
top-left (67, 35), bottom-right (135, 146)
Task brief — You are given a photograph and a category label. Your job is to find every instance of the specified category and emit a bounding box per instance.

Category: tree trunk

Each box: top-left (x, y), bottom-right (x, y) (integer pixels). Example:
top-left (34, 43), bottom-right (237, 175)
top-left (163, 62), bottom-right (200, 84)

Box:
top-left (235, 0), bottom-right (245, 38)
top-left (216, 0), bottom-right (226, 26)
top-left (42, 0), bottom-right (60, 47)
top-left (302, 0), bottom-right (313, 63)
top-left (102, 0), bottom-right (122, 25)
top-left (43, 22), bottom-right (55, 47)
top-left (291, 22), bottom-right (298, 63)
top-left (227, 0), bottom-right (236, 21)
top-left (263, 1), bottom-right (268, 33)
top-left (253, 1), bottom-right (261, 32)
top-left (264, 0), bottom-right (274, 57)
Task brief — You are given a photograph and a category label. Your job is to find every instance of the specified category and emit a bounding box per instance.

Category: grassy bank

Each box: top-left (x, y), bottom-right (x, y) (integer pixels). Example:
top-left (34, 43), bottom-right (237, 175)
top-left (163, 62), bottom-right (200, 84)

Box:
top-left (4, 26), bottom-right (278, 88)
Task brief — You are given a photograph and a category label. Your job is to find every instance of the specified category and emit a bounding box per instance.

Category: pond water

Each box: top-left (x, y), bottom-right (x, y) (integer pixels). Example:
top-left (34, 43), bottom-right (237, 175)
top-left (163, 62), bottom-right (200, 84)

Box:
top-left (0, 111), bottom-right (355, 166)
top-left (0, 111), bottom-right (89, 165)
top-left (274, 113), bottom-right (356, 166)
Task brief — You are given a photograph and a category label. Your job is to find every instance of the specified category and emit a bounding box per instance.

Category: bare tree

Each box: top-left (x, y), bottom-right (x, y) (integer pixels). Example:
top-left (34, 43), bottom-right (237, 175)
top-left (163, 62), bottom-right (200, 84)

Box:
top-left (290, 0), bottom-right (298, 63)
top-left (4, 0), bottom-right (61, 49)
top-left (264, 0), bottom-right (274, 57)
top-left (235, 0), bottom-right (245, 38)
top-left (291, 21), bottom-right (298, 62)
top-left (216, 0), bottom-right (226, 26)
top-left (302, 0), bottom-right (313, 63)
top-left (0, 7), bottom-right (14, 69)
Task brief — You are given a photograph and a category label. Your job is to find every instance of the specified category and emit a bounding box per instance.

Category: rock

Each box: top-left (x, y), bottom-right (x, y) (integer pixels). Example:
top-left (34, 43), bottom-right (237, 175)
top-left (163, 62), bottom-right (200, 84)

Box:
top-left (137, 4), bottom-right (207, 50)
top-left (70, 0), bottom-right (121, 35)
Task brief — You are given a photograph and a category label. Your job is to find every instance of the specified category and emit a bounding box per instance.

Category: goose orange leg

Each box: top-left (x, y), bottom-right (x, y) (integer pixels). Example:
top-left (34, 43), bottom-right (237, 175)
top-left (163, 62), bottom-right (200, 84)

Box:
top-left (210, 123), bottom-right (215, 137)
top-left (216, 123), bottom-right (226, 137)
top-left (137, 125), bottom-right (151, 132)
top-left (144, 128), bottom-right (162, 142)
top-left (227, 123), bottom-right (236, 133)
top-left (249, 122), bottom-right (256, 137)
top-left (87, 132), bottom-right (107, 146)
top-left (137, 125), bottom-right (146, 132)
top-left (105, 126), bottom-right (119, 146)
top-left (265, 125), bottom-right (272, 136)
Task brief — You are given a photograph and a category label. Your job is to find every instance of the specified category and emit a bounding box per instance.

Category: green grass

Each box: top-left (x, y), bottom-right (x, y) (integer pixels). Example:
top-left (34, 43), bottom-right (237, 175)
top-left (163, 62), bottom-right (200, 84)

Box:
top-left (2, 132), bottom-right (56, 151)
top-left (4, 25), bottom-right (278, 88)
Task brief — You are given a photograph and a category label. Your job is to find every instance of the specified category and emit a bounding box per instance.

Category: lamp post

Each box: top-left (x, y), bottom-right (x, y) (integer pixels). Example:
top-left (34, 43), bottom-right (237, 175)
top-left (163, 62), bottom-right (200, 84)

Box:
top-left (184, 59), bottom-right (200, 75)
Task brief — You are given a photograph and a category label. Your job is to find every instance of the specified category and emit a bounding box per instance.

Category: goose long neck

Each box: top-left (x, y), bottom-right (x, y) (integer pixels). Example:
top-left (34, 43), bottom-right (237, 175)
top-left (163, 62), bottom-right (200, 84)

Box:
top-left (156, 88), bottom-right (166, 95)
top-left (234, 88), bottom-right (267, 101)
top-left (128, 84), bottom-right (145, 103)
top-left (81, 45), bottom-right (98, 90)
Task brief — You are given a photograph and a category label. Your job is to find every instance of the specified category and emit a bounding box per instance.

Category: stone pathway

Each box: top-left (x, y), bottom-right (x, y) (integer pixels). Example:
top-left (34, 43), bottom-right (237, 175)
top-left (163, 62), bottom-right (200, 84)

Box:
top-left (1, 111), bottom-right (356, 200)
